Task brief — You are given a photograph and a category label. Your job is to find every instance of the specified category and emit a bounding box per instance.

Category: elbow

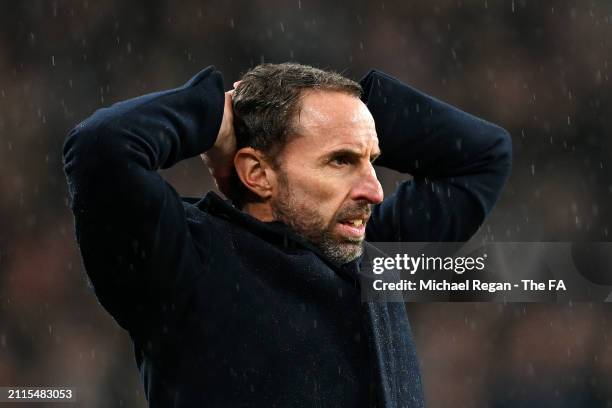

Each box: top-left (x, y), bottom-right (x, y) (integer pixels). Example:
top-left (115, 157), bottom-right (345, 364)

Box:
top-left (63, 108), bottom-right (128, 176)
top-left (62, 118), bottom-right (105, 176)
top-left (62, 115), bottom-right (129, 212)
top-left (470, 125), bottom-right (513, 218)
top-left (496, 127), bottom-right (513, 158)
top-left (63, 122), bottom-right (93, 162)
top-left (481, 126), bottom-right (513, 215)
top-left (63, 114), bottom-right (131, 197)
top-left (495, 127), bottom-right (513, 180)
top-left (62, 119), bottom-right (107, 207)
top-left (63, 121), bottom-right (94, 174)
top-left (484, 125), bottom-right (513, 182)
top-left (62, 121), bottom-right (99, 211)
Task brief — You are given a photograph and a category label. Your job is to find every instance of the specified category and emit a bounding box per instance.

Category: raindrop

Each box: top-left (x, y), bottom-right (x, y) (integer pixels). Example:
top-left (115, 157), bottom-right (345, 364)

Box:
top-left (531, 164), bottom-right (535, 175)
top-left (51, 55), bottom-right (55, 66)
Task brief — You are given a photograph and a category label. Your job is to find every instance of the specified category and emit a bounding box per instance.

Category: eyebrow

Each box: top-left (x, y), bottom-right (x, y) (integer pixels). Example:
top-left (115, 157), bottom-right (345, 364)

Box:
top-left (323, 147), bottom-right (381, 162)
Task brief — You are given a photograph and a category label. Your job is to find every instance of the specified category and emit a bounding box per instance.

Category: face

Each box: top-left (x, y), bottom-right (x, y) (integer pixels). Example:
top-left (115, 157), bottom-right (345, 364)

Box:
top-left (270, 90), bottom-right (384, 264)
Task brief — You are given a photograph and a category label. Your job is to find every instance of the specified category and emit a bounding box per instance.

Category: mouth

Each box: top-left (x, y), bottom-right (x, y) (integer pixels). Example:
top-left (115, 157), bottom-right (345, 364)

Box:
top-left (336, 217), bottom-right (368, 240)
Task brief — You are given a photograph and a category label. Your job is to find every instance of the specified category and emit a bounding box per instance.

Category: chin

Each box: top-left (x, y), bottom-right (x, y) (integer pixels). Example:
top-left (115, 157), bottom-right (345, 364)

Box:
top-left (320, 239), bottom-right (364, 265)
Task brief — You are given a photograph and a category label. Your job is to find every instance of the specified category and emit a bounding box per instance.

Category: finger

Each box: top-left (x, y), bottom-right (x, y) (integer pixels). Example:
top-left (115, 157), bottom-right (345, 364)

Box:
top-left (233, 80), bottom-right (242, 89)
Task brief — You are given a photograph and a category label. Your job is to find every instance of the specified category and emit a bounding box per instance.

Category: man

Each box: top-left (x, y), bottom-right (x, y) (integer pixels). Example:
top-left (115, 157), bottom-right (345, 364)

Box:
top-left (63, 63), bottom-right (511, 407)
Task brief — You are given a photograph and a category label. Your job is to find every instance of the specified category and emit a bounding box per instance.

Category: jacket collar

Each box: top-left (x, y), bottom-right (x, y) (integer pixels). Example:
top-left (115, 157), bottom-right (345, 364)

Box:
top-left (190, 191), bottom-right (363, 282)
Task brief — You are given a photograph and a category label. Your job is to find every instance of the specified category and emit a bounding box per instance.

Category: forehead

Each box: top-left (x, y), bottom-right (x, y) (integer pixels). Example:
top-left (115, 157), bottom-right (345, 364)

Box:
top-left (288, 90), bottom-right (379, 154)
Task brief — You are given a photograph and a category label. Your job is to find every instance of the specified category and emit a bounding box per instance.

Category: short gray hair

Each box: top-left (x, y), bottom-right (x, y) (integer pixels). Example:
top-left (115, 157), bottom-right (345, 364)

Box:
top-left (229, 62), bottom-right (362, 207)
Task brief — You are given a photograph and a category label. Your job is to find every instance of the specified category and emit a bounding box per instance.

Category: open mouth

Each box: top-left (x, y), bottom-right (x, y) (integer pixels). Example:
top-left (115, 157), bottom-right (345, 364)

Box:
top-left (341, 219), bottom-right (364, 228)
top-left (337, 217), bottom-right (368, 239)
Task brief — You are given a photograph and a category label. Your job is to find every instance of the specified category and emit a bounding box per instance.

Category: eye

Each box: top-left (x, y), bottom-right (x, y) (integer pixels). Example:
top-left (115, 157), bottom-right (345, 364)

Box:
top-left (330, 154), bottom-right (352, 167)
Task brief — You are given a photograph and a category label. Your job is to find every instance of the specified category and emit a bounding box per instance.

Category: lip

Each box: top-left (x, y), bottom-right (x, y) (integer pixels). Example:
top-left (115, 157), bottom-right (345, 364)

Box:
top-left (336, 221), bottom-right (367, 239)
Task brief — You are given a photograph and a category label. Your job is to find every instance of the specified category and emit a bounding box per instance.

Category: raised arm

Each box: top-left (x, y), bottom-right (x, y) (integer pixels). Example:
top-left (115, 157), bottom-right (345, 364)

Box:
top-left (361, 70), bottom-right (512, 242)
top-left (63, 66), bottom-right (225, 331)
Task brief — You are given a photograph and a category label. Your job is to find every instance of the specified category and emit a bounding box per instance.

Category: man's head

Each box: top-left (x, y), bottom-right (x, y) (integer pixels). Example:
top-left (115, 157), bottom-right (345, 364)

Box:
top-left (231, 63), bottom-right (384, 264)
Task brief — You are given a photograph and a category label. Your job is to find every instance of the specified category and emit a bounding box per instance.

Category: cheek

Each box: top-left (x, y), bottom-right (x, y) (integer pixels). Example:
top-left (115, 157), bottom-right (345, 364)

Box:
top-left (284, 171), bottom-right (347, 221)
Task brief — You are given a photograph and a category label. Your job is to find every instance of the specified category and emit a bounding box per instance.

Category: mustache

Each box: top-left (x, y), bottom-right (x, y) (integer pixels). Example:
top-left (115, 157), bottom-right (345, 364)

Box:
top-left (335, 202), bottom-right (372, 222)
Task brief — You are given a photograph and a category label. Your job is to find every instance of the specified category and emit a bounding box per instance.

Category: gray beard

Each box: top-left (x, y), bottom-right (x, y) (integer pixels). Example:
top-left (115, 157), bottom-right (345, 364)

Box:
top-left (271, 175), bottom-right (366, 265)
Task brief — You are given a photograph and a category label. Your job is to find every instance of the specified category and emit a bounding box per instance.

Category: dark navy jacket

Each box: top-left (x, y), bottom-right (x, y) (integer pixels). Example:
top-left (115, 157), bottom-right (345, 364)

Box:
top-left (63, 66), bottom-right (512, 407)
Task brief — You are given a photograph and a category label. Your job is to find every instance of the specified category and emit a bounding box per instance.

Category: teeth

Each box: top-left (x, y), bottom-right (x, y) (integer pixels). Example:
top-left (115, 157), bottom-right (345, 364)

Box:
top-left (350, 219), bottom-right (363, 227)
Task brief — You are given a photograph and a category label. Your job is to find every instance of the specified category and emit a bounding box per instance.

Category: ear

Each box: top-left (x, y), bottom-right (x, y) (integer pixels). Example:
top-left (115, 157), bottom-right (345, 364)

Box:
top-left (234, 147), bottom-right (276, 200)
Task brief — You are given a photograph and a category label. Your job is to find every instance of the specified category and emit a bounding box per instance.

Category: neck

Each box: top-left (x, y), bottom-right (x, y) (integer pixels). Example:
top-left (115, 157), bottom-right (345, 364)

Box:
top-left (242, 201), bottom-right (276, 222)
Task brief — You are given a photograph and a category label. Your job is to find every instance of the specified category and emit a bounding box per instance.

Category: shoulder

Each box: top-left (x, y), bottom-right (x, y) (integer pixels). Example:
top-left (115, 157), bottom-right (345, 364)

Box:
top-left (180, 197), bottom-right (236, 246)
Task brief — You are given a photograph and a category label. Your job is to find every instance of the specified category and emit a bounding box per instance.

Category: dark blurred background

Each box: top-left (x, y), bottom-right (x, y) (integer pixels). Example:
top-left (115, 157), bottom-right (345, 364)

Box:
top-left (1, 0), bottom-right (612, 406)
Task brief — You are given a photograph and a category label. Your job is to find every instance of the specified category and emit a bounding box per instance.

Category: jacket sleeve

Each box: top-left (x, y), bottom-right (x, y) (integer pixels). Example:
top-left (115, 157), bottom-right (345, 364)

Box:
top-left (361, 70), bottom-right (512, 242)
top-left (62, 66), bottom-right (225, 331)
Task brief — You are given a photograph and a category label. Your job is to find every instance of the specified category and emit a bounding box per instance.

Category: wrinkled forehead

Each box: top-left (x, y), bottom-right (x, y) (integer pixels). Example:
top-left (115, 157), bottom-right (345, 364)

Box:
top-left (290, 90), bottom-right (378, 149)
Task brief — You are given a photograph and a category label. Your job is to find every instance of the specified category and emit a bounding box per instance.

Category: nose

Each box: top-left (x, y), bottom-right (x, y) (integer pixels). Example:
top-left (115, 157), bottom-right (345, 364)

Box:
top-left (351, 163), bottom-right (384, 205)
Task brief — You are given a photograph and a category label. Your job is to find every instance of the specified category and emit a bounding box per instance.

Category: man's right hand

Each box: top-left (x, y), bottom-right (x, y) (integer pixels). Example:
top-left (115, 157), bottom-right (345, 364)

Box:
top-left (202, 88), bottom-right (237, 197)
